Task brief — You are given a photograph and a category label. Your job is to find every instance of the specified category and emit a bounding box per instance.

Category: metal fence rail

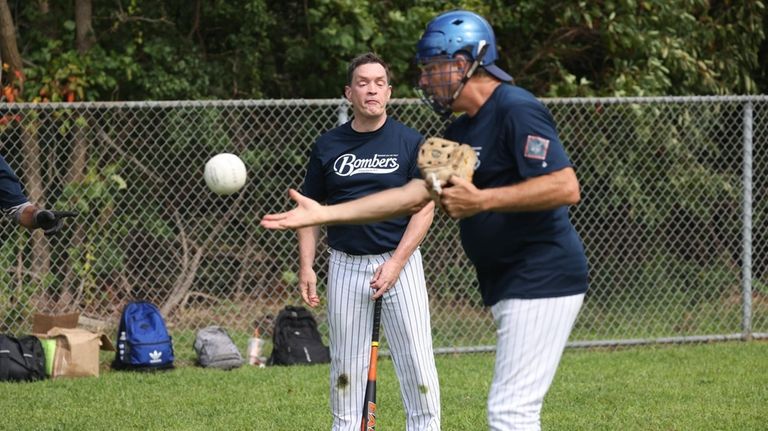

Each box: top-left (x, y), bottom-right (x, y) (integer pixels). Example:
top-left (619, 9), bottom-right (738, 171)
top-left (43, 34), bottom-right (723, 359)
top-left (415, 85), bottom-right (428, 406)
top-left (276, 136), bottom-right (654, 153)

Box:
top-left (1, 96), bottom-right (766, 354)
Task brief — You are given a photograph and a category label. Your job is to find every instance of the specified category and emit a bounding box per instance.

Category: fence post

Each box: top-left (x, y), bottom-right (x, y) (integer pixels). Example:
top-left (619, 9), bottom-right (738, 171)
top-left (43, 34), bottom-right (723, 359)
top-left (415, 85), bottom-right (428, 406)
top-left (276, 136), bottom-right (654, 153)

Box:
top-left (337, 98), bottom-right (349, 126)
top-left (742, 101), bottom-right (754, 341)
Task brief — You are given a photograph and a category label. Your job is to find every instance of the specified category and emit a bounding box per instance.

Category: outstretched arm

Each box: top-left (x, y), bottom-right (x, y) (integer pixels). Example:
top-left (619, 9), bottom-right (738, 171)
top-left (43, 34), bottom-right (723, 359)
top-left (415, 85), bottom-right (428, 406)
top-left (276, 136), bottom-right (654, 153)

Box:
top-left (260, 179), bottom-right (432, 230)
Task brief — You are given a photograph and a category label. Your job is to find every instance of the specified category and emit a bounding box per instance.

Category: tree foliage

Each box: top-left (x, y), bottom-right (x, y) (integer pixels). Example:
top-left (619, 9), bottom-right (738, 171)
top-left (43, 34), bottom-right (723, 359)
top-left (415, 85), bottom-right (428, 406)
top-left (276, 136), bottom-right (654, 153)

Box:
top-left (1, 0), bottom-right (766, 328)
top-left (1, 0), bottom-right (765, 102)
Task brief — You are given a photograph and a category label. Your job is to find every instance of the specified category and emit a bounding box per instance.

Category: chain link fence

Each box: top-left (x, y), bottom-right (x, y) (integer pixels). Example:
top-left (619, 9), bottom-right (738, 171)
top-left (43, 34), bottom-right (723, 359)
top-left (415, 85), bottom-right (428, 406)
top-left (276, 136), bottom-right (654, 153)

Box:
top-left (1, 96), bottom-right (766, 360)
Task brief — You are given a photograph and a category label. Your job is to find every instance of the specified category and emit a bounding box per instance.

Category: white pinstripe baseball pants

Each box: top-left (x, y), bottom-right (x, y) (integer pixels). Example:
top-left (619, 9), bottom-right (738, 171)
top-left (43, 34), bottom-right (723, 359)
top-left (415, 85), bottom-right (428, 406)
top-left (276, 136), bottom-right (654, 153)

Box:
top-left (327, 248), bottom-right (441, 431)
top-left (487, 293), bottom-right (584, 431)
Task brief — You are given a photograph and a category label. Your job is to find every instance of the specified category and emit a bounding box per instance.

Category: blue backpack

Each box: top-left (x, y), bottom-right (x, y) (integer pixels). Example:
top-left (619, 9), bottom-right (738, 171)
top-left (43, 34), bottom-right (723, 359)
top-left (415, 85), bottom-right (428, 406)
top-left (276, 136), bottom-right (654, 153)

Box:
top-left (113, 301), bottom-right (174, 371)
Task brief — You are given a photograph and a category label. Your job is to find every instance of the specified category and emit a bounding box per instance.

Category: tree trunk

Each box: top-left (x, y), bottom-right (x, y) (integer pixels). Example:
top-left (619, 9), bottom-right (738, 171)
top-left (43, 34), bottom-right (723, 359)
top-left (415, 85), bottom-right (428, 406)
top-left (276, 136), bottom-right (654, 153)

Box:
top-left (21, 122), bottom-right (51, 278)
top-left (70, 0), bottom-right (92, 182)
top-left (0, 0), bottom-right (24, 94)
top-left (75, 0), bottom-right (95, 54)
top-left (161, 192), bottom-right (246, 317)
top-left (60, 119), bottom-right (89, 309)
top-left (61, 0), bottom-right (95, 307)
top-left (37, 1), bottom-right (59, 44)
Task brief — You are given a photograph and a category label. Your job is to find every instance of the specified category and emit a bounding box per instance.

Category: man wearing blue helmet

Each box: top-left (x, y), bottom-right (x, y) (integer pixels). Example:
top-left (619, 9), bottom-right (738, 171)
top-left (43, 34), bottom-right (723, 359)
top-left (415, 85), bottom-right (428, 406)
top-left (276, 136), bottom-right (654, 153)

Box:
top-left (414, 10), bottom-right (514, 118)
top-left (1, 154), bottom-right (76, 235)
top-left (262, 10), bottom-right (588, 430)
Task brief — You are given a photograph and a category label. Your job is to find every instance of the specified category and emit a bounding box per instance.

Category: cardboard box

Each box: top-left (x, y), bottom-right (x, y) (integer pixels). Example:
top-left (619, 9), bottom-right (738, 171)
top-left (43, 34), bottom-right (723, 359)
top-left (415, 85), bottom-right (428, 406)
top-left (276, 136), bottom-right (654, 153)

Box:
top-left (32, 312), bottom-right (79, 334)
top-left (33, 313), bottom-right (115, 378)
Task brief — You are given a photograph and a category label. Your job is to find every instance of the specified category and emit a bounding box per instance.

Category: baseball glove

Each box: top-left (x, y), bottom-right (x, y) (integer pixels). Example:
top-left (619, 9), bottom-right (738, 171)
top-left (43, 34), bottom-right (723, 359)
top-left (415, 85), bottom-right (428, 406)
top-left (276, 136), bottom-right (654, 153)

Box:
top-left (417, 137), bottom-right (477, 197)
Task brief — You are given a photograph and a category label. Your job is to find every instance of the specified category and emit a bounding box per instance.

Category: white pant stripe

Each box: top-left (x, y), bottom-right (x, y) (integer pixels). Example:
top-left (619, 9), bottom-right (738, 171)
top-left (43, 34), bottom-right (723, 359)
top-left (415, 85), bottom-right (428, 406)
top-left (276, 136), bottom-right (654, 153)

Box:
top-left (487, 294), bottom-right (584, 431)
top-left (328, 248), bottom-right (441, 431)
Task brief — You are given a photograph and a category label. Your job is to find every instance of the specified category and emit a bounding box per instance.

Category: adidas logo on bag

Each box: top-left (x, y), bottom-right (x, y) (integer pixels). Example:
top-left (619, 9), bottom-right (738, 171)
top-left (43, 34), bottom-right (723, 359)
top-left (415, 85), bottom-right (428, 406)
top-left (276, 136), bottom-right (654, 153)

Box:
top-left (149, 350), bottom-right (163, 363)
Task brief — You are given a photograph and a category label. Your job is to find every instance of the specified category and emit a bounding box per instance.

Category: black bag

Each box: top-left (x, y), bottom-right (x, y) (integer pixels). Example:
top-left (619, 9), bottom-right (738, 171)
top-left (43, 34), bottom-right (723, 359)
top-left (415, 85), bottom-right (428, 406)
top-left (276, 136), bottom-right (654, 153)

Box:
top-left (0, 334), bottom-right (46, 382)
top-left (268, 306), bottom-right (330, 366)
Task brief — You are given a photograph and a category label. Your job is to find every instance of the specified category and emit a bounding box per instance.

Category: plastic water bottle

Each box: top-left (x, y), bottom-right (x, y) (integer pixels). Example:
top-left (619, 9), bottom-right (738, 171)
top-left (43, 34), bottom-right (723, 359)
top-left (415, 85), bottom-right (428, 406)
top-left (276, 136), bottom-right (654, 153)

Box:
top-left (247, 328), bottom-right (266, 367)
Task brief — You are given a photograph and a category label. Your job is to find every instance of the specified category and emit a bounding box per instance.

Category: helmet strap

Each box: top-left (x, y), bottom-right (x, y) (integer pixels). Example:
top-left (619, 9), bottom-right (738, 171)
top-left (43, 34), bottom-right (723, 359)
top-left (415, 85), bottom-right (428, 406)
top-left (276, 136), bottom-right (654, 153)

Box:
top-left (448, 40), bottom-right (490, 105)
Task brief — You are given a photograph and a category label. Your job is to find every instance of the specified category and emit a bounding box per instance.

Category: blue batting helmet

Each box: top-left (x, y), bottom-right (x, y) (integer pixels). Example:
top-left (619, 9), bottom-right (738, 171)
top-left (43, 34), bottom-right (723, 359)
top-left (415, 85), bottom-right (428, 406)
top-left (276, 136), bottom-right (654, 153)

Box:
top-left (415, 10), bottom-right (512, 82)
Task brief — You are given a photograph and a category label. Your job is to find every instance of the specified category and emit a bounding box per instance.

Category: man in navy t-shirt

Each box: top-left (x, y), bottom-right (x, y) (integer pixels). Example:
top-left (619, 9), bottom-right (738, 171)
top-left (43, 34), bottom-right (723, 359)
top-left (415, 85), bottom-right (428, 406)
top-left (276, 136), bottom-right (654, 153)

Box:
top-left (1, 154), bottom-right (76, 235)
top-left (443, 84), bottom-right (588, 306)
top-left (263, 12), bottom-right (588, 431)
top-left (296, 53), bottom-right (441, 430)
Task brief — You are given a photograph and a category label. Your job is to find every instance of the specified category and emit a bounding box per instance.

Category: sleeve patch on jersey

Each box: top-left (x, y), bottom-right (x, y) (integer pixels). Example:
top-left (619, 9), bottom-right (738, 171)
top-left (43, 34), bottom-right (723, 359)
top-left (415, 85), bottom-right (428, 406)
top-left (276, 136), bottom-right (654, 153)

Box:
top-left (524, 135), bottom-right (550, 160)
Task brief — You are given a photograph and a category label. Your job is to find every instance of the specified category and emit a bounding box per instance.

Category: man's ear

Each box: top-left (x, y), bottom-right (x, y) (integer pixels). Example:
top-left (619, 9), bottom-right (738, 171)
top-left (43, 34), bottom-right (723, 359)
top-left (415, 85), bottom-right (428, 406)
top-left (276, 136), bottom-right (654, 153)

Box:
top-left (454, 54), bottom-right (471, 68)
top-left (455, 57), bottom-right (473, 76)
top-left (343, 85), bottom-right (352, 100)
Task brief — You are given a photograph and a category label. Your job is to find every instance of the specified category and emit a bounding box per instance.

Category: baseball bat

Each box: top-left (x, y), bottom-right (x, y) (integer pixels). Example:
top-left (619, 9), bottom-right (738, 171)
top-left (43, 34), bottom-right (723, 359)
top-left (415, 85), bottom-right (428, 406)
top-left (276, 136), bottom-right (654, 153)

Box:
top-left (361, 298), bottom-right (383, 431)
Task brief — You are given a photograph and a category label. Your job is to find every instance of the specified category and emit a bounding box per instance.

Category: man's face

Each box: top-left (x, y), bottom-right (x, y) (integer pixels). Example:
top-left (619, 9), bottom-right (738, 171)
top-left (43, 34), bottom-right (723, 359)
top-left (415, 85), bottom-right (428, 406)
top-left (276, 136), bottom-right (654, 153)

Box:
top-left (345, 62), bottom-right (391, 120)
top-left (417, 57), bottom-right (465, 111)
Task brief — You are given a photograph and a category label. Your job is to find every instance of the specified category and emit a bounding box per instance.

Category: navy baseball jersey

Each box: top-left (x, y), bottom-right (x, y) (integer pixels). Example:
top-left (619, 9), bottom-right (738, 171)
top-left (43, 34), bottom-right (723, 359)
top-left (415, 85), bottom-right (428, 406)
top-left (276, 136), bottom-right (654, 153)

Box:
top-left (301, 118), bottom-right (423, 255)
top-left (444, 83), bottom-right (588, 305)
top-left (0, 154), bottom-right (28, 210)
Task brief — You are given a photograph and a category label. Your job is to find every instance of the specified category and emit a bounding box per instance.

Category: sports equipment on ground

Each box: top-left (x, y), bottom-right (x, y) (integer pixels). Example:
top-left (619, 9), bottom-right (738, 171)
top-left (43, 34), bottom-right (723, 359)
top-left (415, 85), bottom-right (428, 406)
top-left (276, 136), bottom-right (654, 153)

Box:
top-left (267, 306), bottom-right (330, 366)
top-left (113, 301), bottom-right (175, 371)
top-left (0, 334), bottom-right (46, 381)
top-left (361, 298), bottom-right (382, 431)
top-left (417, 137), bottom-right (477, 196)
top-left (194, 326), bottom-right (243, 370)
top-left (204, 153), bottom-right (247, 195)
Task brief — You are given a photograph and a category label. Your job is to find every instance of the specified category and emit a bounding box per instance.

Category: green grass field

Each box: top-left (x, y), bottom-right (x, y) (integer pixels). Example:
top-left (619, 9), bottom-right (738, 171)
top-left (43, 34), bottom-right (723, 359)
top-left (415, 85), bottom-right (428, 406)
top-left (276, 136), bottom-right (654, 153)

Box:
top-left (1, 341), bottom-right (766, 430)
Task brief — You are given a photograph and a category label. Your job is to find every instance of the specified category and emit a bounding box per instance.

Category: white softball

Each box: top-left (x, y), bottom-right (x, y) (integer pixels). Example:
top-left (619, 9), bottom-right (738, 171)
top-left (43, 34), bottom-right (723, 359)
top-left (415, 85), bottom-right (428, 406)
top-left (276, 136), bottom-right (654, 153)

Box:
top-left (204, 153), bottom-right (247, 195)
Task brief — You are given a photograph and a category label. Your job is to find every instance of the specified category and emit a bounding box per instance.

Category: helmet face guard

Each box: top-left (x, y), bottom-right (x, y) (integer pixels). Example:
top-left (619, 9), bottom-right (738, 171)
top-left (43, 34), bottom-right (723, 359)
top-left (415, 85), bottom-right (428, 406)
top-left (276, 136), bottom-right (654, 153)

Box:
top-left (415, 43), bottom-right (489, 118)
top-left (414, 10), bottom-right (513, 116)
top-left (415, 57), bottom-right (466, 118)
